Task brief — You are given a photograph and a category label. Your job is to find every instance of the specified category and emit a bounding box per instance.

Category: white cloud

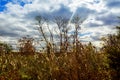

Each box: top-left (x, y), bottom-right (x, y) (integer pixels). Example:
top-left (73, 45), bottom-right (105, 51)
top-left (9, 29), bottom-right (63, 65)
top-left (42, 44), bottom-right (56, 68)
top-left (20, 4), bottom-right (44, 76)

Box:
top-left (0, 0), bottom-right (119, 48)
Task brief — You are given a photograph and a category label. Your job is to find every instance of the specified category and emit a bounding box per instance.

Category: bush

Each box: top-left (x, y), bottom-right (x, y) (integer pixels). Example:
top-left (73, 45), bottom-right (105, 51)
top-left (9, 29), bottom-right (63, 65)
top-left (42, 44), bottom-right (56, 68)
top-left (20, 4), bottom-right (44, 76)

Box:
top-left (0, 43), bottom-right (111, 80)
top-left (104, 26), bottom-right (120, 79)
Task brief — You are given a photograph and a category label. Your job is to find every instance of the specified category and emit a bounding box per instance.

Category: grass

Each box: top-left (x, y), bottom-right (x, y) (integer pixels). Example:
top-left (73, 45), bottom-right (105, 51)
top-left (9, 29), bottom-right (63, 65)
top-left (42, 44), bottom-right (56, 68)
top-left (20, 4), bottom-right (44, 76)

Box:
top-left (0, 45), bottom-right (111, 80)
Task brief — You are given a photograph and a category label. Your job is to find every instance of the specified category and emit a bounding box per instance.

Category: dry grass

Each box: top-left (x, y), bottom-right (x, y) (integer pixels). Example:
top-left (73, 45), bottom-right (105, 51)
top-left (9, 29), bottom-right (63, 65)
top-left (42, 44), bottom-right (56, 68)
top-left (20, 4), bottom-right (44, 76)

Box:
top-left (0, 43), bottom-right (111, 80)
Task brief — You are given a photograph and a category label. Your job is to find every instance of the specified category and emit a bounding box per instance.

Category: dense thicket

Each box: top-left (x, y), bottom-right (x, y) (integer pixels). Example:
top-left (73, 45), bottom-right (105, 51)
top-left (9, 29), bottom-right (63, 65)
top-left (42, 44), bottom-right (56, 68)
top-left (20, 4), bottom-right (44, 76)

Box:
top-left (0, 43), bottom-right (110, 80)
top-left (104, 26), bottom-right (120, 80)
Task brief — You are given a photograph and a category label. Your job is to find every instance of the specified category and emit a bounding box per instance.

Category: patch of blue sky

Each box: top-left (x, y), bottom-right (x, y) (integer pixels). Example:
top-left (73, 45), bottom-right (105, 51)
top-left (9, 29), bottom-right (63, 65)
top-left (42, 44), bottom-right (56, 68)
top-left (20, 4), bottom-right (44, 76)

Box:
top-left (0, 6), bottom-right (6, 11)
top-left (10, 0), bottom-right (26, 6)
top-left (19, 1), bottom-right (25, 6)
top-left (0, 0), bottom-right (9, 11)
top-left (69, 31), bottom-right (92, 37)
top-left (80, 32), bottom-right (93, 36)
top-left (0, 0), bottom-right (27, 12)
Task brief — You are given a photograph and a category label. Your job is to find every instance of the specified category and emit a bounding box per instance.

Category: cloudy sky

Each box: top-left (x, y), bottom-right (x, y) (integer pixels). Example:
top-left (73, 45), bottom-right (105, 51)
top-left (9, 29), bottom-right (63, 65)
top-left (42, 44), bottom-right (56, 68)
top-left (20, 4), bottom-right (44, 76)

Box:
top-left (0, 0), bottom-right (120, 48)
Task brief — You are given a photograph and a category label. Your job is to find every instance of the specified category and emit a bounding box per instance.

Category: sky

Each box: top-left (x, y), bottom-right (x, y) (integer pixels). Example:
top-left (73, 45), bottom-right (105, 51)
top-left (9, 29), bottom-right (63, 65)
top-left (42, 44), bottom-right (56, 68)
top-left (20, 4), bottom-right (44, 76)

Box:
top-left (0, 0), bottom-right (120, 48)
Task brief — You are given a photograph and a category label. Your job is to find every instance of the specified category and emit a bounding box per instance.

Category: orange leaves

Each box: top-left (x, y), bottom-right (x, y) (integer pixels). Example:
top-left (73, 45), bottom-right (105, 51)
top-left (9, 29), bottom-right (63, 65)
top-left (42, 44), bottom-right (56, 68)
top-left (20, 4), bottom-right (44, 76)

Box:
top-left (18, 36), bottom-right (35, 55)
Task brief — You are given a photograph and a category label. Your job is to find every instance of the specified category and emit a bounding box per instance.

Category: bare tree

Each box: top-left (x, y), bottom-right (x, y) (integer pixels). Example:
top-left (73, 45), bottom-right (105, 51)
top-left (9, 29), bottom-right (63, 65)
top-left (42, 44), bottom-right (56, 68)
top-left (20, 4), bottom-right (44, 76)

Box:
top-left (35, 15), bottom-right (85, 54)
top-left (46, 18), bottom-right (55, 53)
top-left (54, 16), bottom-right (69, 53)
top-left (72, 15), bottom-right (84, 53)
top-left (35, 16), bottom-right (53, 54)
top-left (35, 16), bottom-right (48, 44)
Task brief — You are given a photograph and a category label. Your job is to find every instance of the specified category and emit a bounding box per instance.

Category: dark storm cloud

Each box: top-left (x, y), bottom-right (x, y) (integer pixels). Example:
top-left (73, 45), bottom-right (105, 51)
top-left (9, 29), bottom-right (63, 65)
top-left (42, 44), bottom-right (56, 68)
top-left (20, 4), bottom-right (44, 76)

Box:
top-left (90, 35), bottom-right (100, 41)
top-left (0, 23), bottom-right (27, 38)
top-left (9, 26), bottom-right (27, 32)
top-left (106, 0), bottom-right (120, 8)
top-left (87, 22), bottom-right (103, 27)
top-left (51, 5), bottom-right (96, 20)
top-left (51, 5), bottom-right (72, 18)
top-left (84, 0), bottom-right (120, 28)
top-left (0, 29), bottom-right (19, 37)
top-left (95, 14), bottom-right (119, 26)
top-left (75, 7), bottom-right (96, 18)
top-left (24, 11), bottom-right (41, 20)
top-left (25, 4), bottom-right (72, 20)
top-left (25, 4), bottom-right (97, 24)
top-left (90, 32), bottom-right (102, 41)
